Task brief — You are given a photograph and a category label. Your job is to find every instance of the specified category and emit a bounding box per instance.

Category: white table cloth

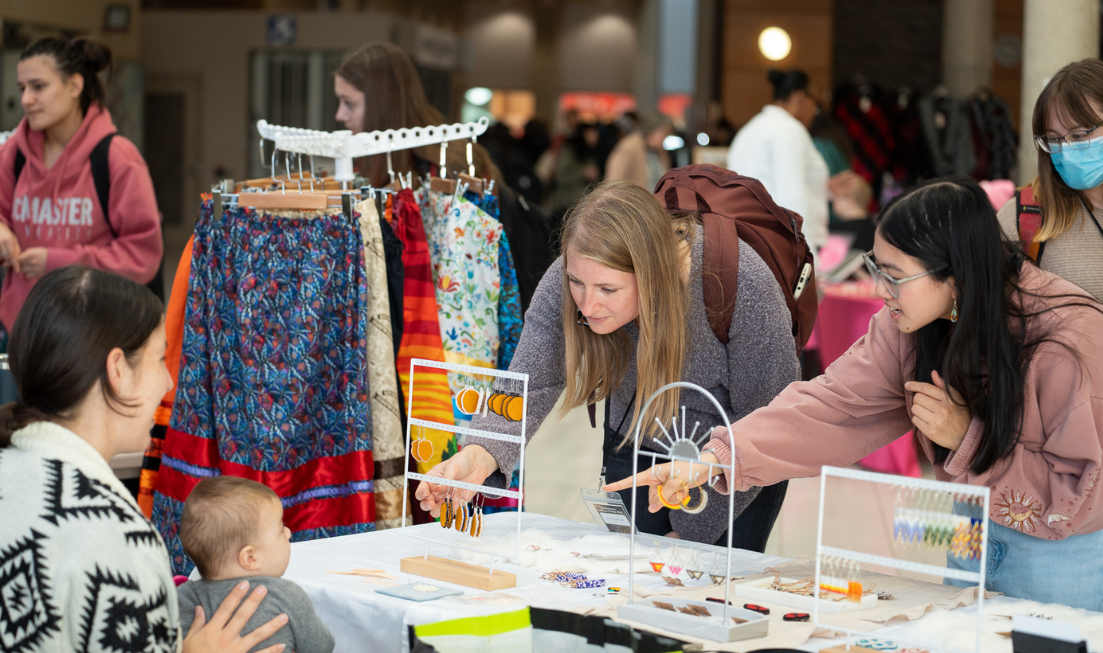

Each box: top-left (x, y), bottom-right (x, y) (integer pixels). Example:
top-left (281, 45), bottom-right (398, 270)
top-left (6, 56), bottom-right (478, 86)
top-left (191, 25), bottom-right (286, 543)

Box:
top-left (258, 512), bottom-right (1103, 653)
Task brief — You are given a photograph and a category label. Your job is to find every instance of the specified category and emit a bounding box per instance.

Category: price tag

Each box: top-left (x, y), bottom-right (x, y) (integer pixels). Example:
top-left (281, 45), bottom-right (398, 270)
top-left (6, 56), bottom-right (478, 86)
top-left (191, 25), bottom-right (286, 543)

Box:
top-left (581, 488), bottom-right (637, 534)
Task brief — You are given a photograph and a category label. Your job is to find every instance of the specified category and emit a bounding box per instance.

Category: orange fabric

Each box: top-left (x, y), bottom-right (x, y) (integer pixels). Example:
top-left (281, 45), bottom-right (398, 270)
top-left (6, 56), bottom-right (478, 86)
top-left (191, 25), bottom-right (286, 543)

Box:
top-left (388, 191), bottom-right (454, 471)
top-left (155, 235), bottom-right (193, 426)
top-left (139, 235), bottom-right (193, 517)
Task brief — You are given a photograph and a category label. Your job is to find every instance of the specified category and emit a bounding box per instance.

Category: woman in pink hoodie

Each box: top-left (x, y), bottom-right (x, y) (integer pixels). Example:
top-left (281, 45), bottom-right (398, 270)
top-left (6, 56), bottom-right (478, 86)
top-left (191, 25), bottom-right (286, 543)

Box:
top-left (0, 37), bottom-right (162, 332)
top-left (608, 176), bottom-right (1103, 609)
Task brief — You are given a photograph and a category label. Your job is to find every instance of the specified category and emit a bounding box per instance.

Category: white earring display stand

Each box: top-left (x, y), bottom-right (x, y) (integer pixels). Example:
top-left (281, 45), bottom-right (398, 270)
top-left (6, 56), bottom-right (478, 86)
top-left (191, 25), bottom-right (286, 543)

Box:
top-left (617, 382), bottom-right (769, 642)
top-left (256, 117), bottom-right (490, 185)
top-left (399, 358), bottom-right (528, 591)
top-left (814, 466), bottom-right (990, 653)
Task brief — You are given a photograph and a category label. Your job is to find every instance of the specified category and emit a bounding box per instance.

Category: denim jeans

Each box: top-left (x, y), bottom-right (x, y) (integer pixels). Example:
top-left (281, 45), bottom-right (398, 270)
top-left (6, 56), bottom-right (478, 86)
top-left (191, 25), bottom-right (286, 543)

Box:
top-left (946, 501), bottom-right (1103, 610)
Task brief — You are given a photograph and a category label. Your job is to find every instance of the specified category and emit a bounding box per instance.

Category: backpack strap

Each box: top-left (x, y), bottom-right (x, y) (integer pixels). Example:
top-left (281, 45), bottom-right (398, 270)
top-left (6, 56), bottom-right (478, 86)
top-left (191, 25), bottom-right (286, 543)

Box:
top-left (14, 148), bottom-right (25, 181)
top-left (90, 133), bottom-right (117, 238)
top-left (660, 183), bottom-right (741, 345)
top-left (1017, 185), bottom-right (1044, 262)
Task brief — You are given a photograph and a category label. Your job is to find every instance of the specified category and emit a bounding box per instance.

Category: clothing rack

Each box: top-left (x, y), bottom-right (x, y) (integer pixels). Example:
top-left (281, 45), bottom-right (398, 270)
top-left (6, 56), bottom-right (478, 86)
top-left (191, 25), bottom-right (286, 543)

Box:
top-left (255, 117), bottom-right (491, 185)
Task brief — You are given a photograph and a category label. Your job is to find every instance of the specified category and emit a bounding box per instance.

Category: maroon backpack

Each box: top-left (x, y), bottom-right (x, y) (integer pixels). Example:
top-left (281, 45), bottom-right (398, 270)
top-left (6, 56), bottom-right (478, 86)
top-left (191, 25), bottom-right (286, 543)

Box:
top-left (653, 164), bottom-right (818, 352)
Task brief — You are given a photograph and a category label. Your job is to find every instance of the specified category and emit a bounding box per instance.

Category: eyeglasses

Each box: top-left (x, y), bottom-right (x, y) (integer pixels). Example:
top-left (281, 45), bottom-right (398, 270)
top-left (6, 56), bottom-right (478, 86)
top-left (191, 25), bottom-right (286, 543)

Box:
top-left (1035, 124), bottom-right (1103, 153)
top-left (862, 251), bottom-right (934, 299)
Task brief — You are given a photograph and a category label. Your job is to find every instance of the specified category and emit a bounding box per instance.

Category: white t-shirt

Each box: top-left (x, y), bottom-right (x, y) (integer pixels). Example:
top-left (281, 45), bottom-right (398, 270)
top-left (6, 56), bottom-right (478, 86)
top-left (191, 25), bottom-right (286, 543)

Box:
top-left (727, 104), bottom-right (829, 261)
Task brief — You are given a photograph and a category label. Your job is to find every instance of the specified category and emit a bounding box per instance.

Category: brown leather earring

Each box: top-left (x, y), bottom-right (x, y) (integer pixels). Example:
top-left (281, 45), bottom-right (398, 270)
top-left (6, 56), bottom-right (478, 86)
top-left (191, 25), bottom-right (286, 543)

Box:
top-left (577, 310), bottom-right (588, 326)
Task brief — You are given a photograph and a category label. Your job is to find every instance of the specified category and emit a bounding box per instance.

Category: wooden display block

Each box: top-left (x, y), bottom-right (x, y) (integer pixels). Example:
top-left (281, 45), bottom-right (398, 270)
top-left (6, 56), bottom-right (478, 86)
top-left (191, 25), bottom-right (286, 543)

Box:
top-left (819, 645), bottom-right (879, 653)
top-left (400, 555), bottom-right (516, 591)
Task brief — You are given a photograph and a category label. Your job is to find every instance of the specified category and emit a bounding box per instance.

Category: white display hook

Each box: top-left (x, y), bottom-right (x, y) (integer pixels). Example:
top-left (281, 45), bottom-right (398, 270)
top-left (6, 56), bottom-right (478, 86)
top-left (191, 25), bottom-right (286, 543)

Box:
top-left (256, 117), bottom-right (490, 184)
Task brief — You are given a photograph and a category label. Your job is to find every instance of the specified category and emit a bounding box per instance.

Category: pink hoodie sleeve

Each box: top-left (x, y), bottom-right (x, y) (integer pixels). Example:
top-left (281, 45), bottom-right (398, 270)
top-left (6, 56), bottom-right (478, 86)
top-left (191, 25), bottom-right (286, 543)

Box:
top-left (705, 307), bottom-right (915, 494)
top-left (0, 138), bottom-right (18, 228)
top-left (44, 137), bottom-right (162, 283)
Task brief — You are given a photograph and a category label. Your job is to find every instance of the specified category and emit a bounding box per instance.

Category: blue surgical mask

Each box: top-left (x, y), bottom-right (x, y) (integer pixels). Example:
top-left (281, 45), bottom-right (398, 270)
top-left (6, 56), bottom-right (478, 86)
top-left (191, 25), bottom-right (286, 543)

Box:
top-left (1052, 139), bottom-right (1103, 190)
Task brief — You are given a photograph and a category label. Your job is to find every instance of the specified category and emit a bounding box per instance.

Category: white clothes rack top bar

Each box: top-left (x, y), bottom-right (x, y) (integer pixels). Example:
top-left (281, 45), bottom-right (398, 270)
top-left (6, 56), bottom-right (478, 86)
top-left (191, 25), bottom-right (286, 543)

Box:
top-left (255, 117), bottom-right (490, 185)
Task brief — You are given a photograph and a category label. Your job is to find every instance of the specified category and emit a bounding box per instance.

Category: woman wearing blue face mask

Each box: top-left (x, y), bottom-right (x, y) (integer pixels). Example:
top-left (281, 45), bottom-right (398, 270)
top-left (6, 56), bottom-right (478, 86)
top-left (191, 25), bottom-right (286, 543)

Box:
top-left (997, 58), bottom-right (1103, 300)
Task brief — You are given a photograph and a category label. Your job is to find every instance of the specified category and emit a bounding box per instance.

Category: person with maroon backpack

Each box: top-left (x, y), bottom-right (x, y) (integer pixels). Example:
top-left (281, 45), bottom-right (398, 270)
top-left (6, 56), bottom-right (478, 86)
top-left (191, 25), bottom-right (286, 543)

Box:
top-left (413, 170), bottom-right (817, 551)
top-left (0, 37), bottom-right (163, 336)
top-left (997, 58), bottom-right (1103, 301)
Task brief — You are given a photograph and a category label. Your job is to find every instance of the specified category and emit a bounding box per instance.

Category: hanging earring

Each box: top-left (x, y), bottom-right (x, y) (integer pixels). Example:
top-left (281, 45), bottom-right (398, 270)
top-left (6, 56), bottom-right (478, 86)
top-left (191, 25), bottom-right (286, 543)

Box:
top-left (577, 309), bottom-right (589, 326)
top-left (412, 425), bottom-right (433, 463)
top-left (950, 298), bottom-right (958, 323)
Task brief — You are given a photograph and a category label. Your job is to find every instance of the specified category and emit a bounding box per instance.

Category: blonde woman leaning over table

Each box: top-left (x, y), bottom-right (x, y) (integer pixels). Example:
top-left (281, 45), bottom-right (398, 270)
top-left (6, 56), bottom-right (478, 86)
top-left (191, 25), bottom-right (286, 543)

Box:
top-left (415, 178), bottom-right (799, 551)
top-left (610, 176), bottom-right (1103, 611)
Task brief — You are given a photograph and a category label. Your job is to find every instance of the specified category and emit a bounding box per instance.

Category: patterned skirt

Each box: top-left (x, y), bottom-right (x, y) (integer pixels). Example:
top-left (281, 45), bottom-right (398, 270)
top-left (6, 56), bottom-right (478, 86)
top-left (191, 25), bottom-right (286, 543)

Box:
top-left (152, 203), bottom-right (374, 575)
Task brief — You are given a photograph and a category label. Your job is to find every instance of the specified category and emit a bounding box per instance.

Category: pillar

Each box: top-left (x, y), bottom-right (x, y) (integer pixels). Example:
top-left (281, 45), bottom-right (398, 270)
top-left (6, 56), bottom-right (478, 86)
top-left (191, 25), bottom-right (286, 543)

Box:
top-left (1018, 0), bottom-right (1099, 184)
top-left (941, 0), bottom-right (994, 97)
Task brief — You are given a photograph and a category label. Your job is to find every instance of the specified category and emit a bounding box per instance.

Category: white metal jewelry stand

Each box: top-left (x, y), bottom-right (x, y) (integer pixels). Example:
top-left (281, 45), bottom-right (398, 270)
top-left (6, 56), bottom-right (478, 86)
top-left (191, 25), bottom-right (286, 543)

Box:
top-left (256, 117), bottom-right (490, 185)
top-left (617, 382), bottom-right (768, 642)
top-left (399, 357), bottom-right (528, 590)
top-left (815, 466), bottom-right (990, 653)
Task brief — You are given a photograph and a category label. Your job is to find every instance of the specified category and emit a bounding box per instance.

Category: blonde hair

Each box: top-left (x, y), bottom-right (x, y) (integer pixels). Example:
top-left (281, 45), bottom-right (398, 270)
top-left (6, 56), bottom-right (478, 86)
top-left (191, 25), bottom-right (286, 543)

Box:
top-left (559, 179), bottom-right (694, 447)
top-left (180, 476), bottom-right (280, 578)
top-left (1030, 58), bottom-right (1103, 241)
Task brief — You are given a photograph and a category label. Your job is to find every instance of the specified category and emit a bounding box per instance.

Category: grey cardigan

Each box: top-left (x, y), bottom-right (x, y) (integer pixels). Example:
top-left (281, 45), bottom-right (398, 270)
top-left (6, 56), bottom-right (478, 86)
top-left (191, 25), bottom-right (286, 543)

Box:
top-left (468, 229), bottom-right (799, 543)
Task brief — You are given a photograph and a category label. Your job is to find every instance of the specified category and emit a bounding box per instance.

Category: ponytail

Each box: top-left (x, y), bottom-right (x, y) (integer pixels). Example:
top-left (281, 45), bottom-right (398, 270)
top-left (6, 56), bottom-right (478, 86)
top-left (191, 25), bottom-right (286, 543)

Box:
top-left (21, 36), bottom-right (113, 115)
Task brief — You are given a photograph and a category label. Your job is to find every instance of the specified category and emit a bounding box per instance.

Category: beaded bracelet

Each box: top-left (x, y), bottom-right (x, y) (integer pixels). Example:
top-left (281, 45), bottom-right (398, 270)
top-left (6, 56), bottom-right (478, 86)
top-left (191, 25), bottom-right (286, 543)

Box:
top-left (569, 578), bottom-right (606, 589)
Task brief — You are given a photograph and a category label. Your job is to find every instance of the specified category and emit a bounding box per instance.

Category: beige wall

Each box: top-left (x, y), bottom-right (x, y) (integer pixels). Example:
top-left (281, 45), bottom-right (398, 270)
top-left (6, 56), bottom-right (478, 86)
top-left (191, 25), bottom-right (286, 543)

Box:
top-left (466, 3), bottom-right (535, 89)
top-left (561, 2), bottom-right (639, 93)
top-left (142, 11), bottom-right (394, 187)
top-left (0, 0), bottom-right (143, 59)
top-left (721, 0), bottom-right (833, 128)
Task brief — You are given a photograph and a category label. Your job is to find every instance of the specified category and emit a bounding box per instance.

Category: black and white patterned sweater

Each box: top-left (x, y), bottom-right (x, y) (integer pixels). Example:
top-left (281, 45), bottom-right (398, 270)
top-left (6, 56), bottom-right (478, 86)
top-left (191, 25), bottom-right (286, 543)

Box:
top-left (0, 421), bottom-right (180, 652)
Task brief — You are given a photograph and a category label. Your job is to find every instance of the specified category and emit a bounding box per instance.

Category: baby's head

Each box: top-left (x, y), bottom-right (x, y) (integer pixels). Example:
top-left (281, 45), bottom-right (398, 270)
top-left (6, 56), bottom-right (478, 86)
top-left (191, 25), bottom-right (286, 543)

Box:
top-left (180, 476), bottom-right (292, 580)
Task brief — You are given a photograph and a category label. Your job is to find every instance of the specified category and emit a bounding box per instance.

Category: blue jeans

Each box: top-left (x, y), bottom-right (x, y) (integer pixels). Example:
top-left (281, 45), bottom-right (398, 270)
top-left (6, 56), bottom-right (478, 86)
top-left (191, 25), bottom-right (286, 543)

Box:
top-left (946, 501), bottom-right (1103, 610)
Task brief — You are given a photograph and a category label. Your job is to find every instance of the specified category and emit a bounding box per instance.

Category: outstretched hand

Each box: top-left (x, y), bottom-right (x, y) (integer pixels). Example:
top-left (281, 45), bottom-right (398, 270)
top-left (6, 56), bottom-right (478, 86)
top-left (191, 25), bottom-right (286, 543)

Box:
top-left (602, 453), bottom-right (719, 513)
top-left (413, 444), bottom-right (499, 517)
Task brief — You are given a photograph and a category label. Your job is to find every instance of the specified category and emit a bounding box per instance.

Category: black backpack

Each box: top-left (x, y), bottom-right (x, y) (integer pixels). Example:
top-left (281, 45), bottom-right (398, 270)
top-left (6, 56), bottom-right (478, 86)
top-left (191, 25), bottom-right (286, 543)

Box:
top-left (14, 133), bottom-right (164, 300)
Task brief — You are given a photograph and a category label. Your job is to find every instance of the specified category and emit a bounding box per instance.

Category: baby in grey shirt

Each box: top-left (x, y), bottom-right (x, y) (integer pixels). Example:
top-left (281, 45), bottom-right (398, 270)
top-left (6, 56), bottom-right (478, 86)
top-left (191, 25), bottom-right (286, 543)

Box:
top-left (178, 476), bottom-right (334, 653)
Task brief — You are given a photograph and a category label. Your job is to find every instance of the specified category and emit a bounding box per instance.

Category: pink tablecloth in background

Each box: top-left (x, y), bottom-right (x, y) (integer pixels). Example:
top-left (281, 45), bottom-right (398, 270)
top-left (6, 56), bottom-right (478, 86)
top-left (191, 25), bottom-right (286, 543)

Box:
top-left (812, 283), bottom-right (921, 477)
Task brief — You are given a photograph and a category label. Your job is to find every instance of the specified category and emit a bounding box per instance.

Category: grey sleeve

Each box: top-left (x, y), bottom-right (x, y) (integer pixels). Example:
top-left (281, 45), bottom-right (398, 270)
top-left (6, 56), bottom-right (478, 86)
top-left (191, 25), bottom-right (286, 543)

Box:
top-left (467, 256), bottom-right (568, 478)
top-left (282, 582), bottom-right (335, 653)
top-left (669, 243), bottom-right (800, 545)
top-left (176, 583), bottom-right (198, 635)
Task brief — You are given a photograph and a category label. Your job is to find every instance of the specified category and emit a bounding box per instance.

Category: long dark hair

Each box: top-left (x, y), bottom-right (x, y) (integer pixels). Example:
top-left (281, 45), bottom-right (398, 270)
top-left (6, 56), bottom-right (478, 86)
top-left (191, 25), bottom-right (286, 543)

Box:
top-left (334, 42), bottom-right (501, 187)
top-left (879, 177), bottom-right (1101, 473)
top-left (0, 267), bottom-right (163, 446)
top-left (21, 36), bottom-right (112, 116)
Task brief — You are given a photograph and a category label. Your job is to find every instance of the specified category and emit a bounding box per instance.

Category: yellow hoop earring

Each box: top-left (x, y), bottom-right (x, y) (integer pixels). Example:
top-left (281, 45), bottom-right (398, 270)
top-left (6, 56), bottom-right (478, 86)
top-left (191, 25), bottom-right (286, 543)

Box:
top-left (681, 487), bottom-right (708, 515)
top-left (656, 485), bottom-right (683, 511)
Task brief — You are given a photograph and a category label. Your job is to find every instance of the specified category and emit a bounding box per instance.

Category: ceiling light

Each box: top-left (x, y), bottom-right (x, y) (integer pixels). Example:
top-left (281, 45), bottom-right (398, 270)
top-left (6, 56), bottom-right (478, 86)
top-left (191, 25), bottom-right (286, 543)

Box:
top-left (758, 27), bottom-right (791, 61)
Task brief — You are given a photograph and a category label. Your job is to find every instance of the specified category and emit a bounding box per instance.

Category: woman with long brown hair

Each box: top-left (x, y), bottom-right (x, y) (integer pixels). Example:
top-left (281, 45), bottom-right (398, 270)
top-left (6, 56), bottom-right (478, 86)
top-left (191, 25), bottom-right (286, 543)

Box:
top-left (997, 58), bottom-right (1103, 300)
top-left (413, 179), bottom-right (798, 549)
top-left (334, 42), bottom-right (501, 187)
top-left (334, 41), bottom-right (553, 309)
